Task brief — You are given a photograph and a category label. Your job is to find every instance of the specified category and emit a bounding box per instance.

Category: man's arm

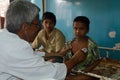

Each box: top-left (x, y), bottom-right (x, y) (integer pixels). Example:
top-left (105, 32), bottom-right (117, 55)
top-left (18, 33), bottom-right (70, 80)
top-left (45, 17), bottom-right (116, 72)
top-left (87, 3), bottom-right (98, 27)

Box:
top-left (45, 47), bottom-right (87, 74)
top-left (64, 49), bottom-right (87, 73)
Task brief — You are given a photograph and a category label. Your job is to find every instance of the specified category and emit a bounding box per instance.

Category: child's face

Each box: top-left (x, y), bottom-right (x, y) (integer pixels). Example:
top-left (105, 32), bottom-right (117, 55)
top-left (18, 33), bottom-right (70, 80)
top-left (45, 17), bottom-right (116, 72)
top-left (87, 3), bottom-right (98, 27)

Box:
top-left (73, 21), bottom-right (88, 38)
top-left (42, 19), bottom-right (55, 33)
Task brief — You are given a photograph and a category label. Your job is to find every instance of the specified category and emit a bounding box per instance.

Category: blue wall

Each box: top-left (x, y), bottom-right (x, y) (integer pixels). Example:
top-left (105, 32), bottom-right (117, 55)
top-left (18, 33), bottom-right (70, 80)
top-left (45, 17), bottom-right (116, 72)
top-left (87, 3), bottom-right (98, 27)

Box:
top-left (33, 0), bottom-right (120, 60)
top-left (44, 0), bottom-right (120, 60)
top-left (30, 0), bottom-right (43, 19)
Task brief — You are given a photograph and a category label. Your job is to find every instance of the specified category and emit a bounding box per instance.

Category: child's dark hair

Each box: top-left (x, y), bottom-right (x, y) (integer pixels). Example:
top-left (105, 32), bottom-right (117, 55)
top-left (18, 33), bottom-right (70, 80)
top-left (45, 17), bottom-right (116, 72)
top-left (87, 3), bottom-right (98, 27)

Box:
top-left (42, 12), bottom-right (56, 25)
top-left (73, 16), bottom-right (90, 31)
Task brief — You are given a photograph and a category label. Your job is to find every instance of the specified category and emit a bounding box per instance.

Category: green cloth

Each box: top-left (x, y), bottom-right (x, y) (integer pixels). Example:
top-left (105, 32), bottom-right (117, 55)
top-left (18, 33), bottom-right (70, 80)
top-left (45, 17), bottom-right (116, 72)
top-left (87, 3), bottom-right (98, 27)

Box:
top-left (65, 38), bottom-right (100, 71)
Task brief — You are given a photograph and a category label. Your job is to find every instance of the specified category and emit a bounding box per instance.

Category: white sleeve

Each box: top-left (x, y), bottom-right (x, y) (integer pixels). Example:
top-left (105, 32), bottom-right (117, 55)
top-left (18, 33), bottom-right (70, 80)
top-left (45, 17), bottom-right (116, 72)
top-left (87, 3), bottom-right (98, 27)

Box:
top-left (34, 51), bottom-right (45, 57)
top-left (2, 40), bottom-right (67, 80)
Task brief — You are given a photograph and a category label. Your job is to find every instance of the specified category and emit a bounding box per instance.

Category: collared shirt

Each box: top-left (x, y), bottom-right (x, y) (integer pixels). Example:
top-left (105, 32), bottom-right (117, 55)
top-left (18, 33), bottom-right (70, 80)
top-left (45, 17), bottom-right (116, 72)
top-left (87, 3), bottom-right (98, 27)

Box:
top-left (32, 28), bottom-right (66, 53)
top-left (0, 29), bottom-right (67, 80)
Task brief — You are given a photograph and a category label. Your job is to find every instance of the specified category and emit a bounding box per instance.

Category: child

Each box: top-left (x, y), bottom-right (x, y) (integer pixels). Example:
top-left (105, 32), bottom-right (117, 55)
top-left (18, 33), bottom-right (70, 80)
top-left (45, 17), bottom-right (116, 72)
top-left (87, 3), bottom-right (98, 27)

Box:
top-left (32, 12), bottom-right (66, 53)
top-left (65, 16), bottom-right (101, 80)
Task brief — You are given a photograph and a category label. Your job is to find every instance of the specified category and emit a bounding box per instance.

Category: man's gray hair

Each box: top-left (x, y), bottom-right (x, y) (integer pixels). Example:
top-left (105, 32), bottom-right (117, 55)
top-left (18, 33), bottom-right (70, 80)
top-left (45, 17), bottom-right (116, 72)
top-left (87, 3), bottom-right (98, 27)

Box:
top-left (6, 0), bottom-right (40, 33)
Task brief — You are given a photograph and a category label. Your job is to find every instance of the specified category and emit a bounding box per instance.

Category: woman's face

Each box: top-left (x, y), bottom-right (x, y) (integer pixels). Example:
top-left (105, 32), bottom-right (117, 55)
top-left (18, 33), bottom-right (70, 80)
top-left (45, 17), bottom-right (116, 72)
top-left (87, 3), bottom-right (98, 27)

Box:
top-left (42, 19), bottom-right (55, 33)
top-left (73, 21), bottom-right (88, 38)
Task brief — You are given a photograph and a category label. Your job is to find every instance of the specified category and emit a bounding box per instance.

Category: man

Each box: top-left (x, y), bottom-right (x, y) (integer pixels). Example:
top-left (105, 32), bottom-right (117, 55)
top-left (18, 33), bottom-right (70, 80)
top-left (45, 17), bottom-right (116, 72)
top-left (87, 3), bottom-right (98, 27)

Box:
top-left (0, 0), bottom-right (86, 80)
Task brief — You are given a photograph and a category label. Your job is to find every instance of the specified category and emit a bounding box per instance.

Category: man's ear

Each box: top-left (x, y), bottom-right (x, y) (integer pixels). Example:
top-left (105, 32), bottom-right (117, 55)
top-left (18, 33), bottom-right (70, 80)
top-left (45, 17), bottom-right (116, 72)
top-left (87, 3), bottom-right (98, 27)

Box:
top-left (17, 22), bottom-right (29, 40)
top-left (17, 22), bottom-right (29, 37)
top-left (21, 22), bottom-right (29, 31)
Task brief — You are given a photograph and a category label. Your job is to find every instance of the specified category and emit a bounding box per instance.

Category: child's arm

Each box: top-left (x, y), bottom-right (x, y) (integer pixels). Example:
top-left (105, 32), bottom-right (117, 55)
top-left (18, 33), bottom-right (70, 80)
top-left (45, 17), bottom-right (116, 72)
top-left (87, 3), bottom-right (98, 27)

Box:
top-left (82, 59), bottom-right (102, 72)
top-left (82, 45), bottom-right (102, 72)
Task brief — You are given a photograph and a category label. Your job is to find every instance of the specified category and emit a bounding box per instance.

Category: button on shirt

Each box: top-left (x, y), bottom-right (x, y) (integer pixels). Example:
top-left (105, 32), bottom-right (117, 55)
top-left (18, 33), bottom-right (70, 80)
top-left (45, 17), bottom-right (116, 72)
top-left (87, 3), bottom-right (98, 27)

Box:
top-left (0, 29), bottom-right (67, 80)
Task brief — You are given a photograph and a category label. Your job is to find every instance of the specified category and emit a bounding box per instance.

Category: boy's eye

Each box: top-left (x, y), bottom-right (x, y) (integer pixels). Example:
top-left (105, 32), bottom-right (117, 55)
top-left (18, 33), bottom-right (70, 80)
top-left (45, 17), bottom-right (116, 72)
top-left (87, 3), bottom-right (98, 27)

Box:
top-left (45, 21), bottom-right (48, 24)
top-left (44, 21), bottom-right (52, 25)
top-left (74, 27), bottom-right (77, 30)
